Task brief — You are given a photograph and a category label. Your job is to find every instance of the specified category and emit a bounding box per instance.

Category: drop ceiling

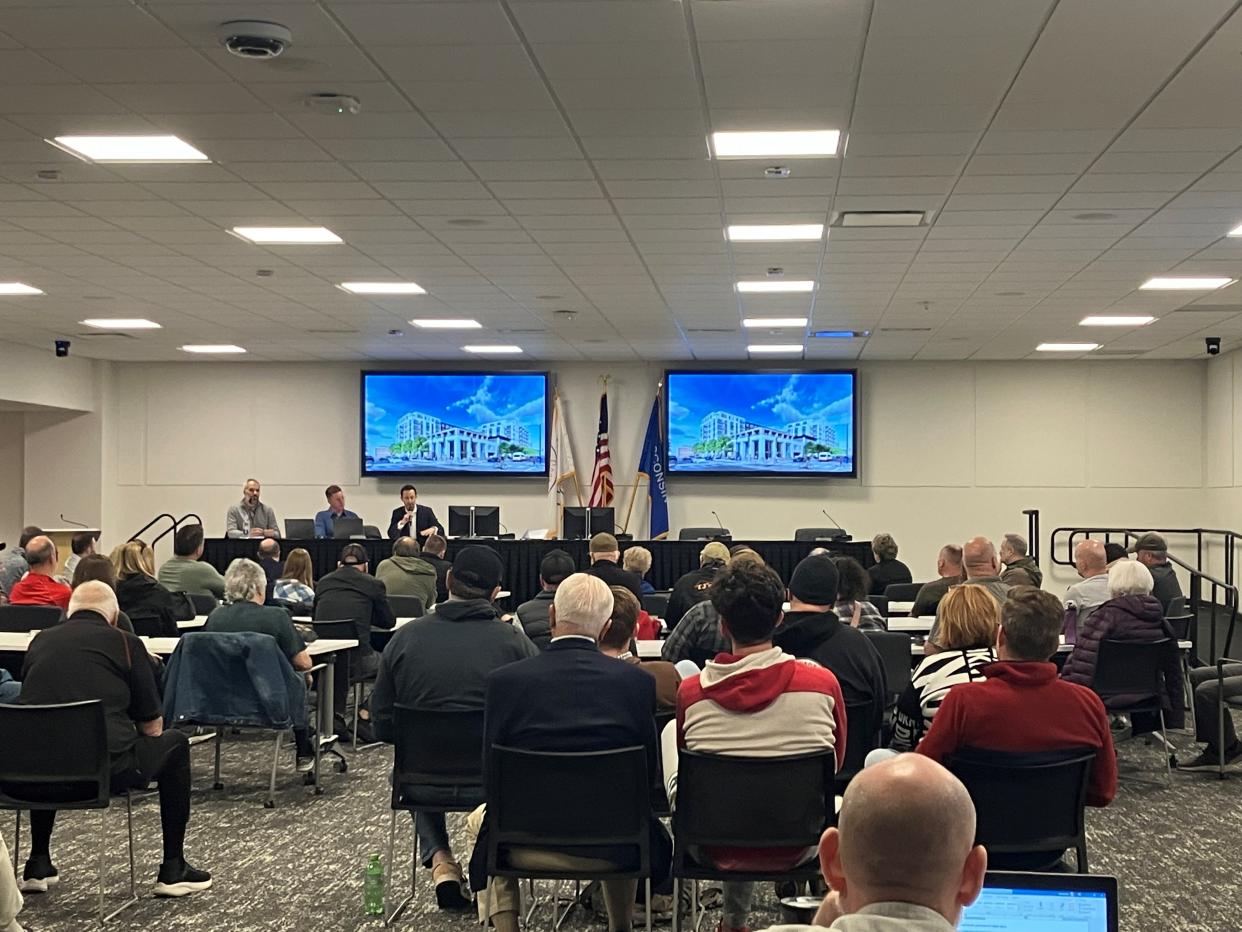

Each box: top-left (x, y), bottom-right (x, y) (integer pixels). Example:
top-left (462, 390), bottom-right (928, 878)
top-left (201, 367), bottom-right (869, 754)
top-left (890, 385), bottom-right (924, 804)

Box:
top-left (0, 0), bottom-right (1240, 362)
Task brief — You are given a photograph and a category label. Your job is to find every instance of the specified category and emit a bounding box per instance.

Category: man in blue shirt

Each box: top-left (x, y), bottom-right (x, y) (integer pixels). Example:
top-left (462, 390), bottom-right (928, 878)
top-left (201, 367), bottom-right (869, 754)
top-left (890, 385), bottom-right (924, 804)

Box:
top-left (314, 484), bottom-right (361, 538)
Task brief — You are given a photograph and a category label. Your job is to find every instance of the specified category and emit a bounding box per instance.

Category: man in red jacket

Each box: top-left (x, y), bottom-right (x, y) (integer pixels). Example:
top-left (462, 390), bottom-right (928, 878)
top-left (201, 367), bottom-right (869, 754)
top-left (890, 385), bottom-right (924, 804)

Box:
top-left (918, 586), bottom-right (1117, 812)
top-left (6, 536), bottom-right (70, 612)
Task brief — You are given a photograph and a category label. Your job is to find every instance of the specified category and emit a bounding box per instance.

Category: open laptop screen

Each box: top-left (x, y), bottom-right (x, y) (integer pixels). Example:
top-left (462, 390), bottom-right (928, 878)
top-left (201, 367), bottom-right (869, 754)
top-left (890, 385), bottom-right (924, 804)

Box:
top-left (961, 872), bottom-right (1117, 932)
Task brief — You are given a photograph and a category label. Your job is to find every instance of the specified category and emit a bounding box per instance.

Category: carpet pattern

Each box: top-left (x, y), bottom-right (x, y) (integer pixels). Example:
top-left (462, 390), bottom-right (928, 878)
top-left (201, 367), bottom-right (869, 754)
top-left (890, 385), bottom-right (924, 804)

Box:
top-left (6, 727), bottom-right (1241, 932)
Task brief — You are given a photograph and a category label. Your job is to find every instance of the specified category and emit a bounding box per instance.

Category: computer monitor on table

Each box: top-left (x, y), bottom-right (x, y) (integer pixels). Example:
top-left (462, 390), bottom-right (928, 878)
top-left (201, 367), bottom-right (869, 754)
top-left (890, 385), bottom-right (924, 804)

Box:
top-left (332, 516), bottom-right (365, 539)
top-left (449, 505), bottom-right (501, 538)
top-left (960, 871), bottom-right (1117, 932)
top-left (562, 507), bottom-right (615, 540)
top-left (285, 518), bottom-right (314, 539)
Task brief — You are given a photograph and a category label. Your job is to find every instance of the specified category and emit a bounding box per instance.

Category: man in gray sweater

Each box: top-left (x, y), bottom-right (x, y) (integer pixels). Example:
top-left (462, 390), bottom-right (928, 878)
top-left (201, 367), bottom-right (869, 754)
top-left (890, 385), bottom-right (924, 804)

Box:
top-left (370, 545), bottom-right (537, 912)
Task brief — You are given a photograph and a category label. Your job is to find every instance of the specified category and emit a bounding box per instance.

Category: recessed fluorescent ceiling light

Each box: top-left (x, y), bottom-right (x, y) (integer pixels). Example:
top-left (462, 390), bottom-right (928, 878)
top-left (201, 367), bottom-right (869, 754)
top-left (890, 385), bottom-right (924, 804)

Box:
top-left (1079, 315), bottom-right (1155, 327)
top-left (711, 130), bottom-right (840, 159)
top-left (839, 211), bottom-right (926, 228)
top-left (1228, 223), bottom-right (1242, 236)
top-left (412, 319), bottom-right (481, 329)
top-left (727, 224), bottom-right (824, 242)
top-left (81, 318), bottom-right (160, 329)
top-left (463, 344), bottom-right (522, 354)
top-left (339, 281), bottom-right (426, 295)
top-left (747, 344), bottom-right (804, 354)
top-left (50, 134), bottom-right (209, 163)
top-left (813, 331), bottom-right (859, 339)
top-left (736, 280), bottom-right (815, 293)
top-left (230, 226), bottom-right (342, 245)
top-left (1036, 343), bottom-right (1099, 352)
top-left (741, 317), bottom-right (808, 329)
top-left (180, 344), bottom-right (246, 354)
top-left (1139, 276), bottom-right (1233, 290)
top-left (0, 282), bottom-right (43, 295)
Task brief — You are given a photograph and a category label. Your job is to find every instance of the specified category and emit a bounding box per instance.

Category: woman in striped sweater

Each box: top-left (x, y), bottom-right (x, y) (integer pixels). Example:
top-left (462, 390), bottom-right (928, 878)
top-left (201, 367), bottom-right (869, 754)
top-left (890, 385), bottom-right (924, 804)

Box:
top-left (890, 585), bottom-right (1001, 752)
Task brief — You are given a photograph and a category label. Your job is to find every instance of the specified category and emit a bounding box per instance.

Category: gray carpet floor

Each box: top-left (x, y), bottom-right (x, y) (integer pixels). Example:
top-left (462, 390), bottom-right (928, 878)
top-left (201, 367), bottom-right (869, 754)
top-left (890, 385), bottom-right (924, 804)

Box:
top-left (6, 726), bottom-right (1242, 932)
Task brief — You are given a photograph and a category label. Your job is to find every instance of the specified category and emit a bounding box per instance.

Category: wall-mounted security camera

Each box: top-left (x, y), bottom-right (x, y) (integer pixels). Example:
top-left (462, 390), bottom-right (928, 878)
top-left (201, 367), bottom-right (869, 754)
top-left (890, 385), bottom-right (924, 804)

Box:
top-left (1206, 336), bottom-right (1222, 356)
top-left (54, 339), bottom-right (70, 358)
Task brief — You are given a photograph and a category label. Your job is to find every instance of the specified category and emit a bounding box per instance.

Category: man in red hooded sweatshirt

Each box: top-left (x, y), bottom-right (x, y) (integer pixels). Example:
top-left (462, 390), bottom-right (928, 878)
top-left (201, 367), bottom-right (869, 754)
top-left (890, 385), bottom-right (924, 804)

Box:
top-left (665, 560), bottom-right (846, 932)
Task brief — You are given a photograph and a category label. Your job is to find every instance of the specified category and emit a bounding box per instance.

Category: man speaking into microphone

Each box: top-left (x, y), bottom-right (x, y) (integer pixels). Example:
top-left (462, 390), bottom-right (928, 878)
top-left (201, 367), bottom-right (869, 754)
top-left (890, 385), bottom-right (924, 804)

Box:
top-left (387, 485), bottom-right (441, 540)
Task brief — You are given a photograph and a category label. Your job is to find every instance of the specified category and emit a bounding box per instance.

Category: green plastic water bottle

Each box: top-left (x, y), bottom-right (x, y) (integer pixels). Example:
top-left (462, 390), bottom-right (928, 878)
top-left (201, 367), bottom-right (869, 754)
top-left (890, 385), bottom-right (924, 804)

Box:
top-left (363, 852), bottom-right (384, 917)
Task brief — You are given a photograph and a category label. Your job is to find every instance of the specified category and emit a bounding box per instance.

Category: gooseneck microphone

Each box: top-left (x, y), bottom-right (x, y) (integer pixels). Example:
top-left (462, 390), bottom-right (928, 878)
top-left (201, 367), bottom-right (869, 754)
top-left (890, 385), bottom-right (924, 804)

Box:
top-left (711, 510), bottom-right (725, 531)
top-left (822, 508), bottom-right (844, 530)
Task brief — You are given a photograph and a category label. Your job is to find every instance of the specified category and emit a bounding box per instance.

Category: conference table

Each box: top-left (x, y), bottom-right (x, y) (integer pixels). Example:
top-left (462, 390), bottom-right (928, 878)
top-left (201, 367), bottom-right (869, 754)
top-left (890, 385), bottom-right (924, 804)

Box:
top-left (201, 537), bottom-right (874, 605)
top-left (634, 637), bottom-right (1196, 662)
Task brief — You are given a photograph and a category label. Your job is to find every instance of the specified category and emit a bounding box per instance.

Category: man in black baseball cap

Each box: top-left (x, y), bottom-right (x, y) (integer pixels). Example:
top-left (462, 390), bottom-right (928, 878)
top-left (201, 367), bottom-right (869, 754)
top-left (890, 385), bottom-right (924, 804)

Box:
top-left (1128, 532), bottom-right (1184, 613)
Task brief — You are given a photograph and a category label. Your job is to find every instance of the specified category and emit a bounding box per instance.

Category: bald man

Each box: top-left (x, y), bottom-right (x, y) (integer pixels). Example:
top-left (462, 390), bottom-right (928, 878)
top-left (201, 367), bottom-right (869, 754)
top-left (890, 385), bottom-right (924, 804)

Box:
top-left (960, 537), bottom-right (1009, 606)
top-left (757, 754), bottom-right (986, 931)
top-left (6, 536), bottom-right (71, 611)
top-left (1064, 539), bottom-right (1110, 628)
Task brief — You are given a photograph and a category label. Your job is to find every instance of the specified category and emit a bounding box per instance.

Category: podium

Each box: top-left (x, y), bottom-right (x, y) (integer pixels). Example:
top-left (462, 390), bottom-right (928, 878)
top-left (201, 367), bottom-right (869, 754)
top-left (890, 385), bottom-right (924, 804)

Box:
top-left (42, 527), bottom-right (100, 577)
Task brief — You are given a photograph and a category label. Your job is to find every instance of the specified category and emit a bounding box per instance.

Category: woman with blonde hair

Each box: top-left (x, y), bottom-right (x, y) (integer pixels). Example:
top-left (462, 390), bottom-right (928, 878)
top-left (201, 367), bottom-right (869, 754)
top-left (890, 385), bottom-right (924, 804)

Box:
top-left (273, 548), bottom-right (316, 613)
top-left (889, 585), bottom-right (999, 751)
top-left (112, 539), bottom-right (181, 637)
top-left (622, 545), bottom-right (655, 596)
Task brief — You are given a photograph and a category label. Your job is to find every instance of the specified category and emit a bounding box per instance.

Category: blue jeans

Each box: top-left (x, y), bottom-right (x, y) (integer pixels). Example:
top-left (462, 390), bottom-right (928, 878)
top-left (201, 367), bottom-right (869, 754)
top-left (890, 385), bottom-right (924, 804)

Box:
top-left (0, 677), bottom-right (19, 704)
top-left (402, 784), bottom-right (485, 868)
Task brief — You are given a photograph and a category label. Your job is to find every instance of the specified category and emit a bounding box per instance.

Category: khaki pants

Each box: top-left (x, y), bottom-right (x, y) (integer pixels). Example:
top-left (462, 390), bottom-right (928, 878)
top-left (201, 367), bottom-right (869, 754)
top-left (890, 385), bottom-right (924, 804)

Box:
top-left (466, 805), bottom-right (638, 931)
top-left (0, 834), bottom-right (22, 930)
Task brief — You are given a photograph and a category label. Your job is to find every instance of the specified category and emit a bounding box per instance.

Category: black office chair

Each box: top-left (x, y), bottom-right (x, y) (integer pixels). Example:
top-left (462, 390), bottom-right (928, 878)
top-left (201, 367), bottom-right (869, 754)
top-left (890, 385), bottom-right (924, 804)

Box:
top-left (486, 745), bottom-right (652, 932)
top-left (883, 582), bottom-right (923, 603)
top-left (862, 630), bottom-right (913, 706)
top-left (678, 528), bottom-right (729, 541)
top-left (387, 595), bottom-right (425, 619)
top-left (187, 593), bottom-right (218, 616)
top-left (385, 706), bottom-right (486, 924)
top-left (670, 749), bottom-right (834, 932)
top-left (836, 699), bottom-right (883, 793)
top-left (364, 525), bottom-right (384, 540)
top-left (949, 747), bottom-right (1096, 872)
top-left (868, 594), bottom-right (889, 618)
top-left (1166, 596), bottom-right (1188, 618)
top-left (0, 700), bottom-right (140, 924)
top-left (310, 619), bottom-right (380, 752)
top-left (642, 592), bottom-right (671, 619)
top-left (0, 604), bottom-right (62, 632)
top-left (794, 528), bottom-right (849, 542)
top-left (1093, 638), bottom-right (1174, 781)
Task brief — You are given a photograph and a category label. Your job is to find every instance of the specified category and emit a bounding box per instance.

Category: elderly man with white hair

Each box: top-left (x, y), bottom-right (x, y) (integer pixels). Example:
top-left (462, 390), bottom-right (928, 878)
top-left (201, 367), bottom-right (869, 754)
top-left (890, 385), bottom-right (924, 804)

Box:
top-left (204, 558), bottom-right (315, 770)
top-left (1061, 560), bottom-right (1185, 731)
top-left (18, 581), bottom-right (212, 898)
top-left (469, 572), bottom-right (662, 932)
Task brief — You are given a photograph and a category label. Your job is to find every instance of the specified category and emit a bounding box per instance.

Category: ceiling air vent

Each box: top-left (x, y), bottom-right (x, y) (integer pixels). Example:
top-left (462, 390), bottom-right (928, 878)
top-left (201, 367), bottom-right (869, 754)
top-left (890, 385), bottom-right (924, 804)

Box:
top-left (834, 211), bottom-right (928, 228)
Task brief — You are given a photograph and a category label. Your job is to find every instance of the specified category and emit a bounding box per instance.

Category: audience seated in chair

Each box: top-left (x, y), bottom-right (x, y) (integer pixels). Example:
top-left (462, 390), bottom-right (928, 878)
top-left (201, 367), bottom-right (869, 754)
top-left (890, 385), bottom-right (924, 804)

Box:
top-left (256, 539), bottom-right (283, 603)
top-left (960, 537), bottom-right (1011, 606)
top-left (1130, 532), bottom-right (1184, 614)
top-left (754, 754), bottom-right (987, 932)
top-left (467, 572), bottom-right (666, 932)
top-left (204, 558), bottom-right (316, 770)
top-left (515, 549), bottom-right (575, 649)
top-left (6, 536), bottom-right (70, 612)
top-left (375, 536), bottom-right (439, 612)
top-left (61, 531), bottom-right (97, 585)
top-left (866, 533), bottom-right (911, 598)
top-left (916, 587), bottom-right (1117, 858)
top-left (1061, 560), bottom-right (1185, 734)
top-left (661, 550), bottom-right (767, 665)
top-left (156, 525), bottom-right (225, 600)
top-left (71, 554), bottom-right (137, 635)
top-left (832, 557), bottom-right (886, 631)
top-left (370, 544), bottom-right (538, 910)
top-left (112, 540), bottom-right (185, 637)
top-left (586, 533), bottom-right (643, 599)
top-left (420, 534), bottom-right (452, 605)
top-left (17, 582), bottom-right (211, 899)
top-left (1179, 662), bottom-right (1242, 771)
top-left (999, 533), bottom-right (1042, 588)
top-left (909, 544), bottom-right (964, 619)
top-left (665, 559), bottom-right (846, 932)
top-left (601, 586), bottom-right (680, 713)
top-left (774, 555), bottom-right (887, 735)
top-left (272, 548), bottom-right (316, 614)
top-left (0, 526), bottom-right (42, 599)
top-left (666, 541), bottom-right (730, 627)
top-left (623, 545), bottom-right (656, 596)
top-left (1062, 540), bottom-right (1111, 631)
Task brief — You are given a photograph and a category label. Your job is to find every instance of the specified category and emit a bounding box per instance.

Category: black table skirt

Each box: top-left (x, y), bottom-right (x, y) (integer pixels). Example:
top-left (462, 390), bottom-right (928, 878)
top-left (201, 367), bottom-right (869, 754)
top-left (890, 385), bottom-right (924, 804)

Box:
top-left (202, 538), bottom-right (873, 606)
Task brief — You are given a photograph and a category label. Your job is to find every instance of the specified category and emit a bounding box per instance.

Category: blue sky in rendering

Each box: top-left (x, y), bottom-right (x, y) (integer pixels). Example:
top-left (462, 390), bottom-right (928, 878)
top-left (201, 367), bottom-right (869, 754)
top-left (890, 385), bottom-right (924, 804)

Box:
top-left (667, 370), bottom-right (855, 455)
top-left (364, 373), bottom-right (547, 455)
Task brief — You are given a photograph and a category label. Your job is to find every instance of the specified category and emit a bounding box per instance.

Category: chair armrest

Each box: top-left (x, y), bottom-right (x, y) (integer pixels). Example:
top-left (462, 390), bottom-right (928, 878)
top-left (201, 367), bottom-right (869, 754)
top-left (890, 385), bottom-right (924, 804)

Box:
top-left (306, 662), bottom-right (329, 674)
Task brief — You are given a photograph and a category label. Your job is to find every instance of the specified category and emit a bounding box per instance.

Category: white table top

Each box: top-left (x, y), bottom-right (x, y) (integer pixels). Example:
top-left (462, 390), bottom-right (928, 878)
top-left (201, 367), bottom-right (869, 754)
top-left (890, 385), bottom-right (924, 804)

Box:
top-left (180, 615), bottom-right (209, 630)
top-left (635, 637), bottom-right (1194, 662)
top-left (0, 631), bottom-right (358, 656)
top-left (293, 615), bottom-right (416, 630)
top-left (888, 600), bottom-right (914, 616)
top-left (888, 617), bottom-right (932, 633)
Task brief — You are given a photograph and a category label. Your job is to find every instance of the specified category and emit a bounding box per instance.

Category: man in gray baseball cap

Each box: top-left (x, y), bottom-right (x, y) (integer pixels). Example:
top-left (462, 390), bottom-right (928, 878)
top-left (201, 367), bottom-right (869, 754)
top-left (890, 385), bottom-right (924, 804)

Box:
top-left (1128, 532), bottom-right (1184, 613)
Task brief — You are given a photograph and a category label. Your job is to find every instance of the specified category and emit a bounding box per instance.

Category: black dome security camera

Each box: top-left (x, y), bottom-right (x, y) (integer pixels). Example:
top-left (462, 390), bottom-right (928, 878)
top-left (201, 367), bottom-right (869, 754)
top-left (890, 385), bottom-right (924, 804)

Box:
top-left (54, 339), bottom-right (70, 357)
top-left (1206, 337), bottom-right (1222, 356)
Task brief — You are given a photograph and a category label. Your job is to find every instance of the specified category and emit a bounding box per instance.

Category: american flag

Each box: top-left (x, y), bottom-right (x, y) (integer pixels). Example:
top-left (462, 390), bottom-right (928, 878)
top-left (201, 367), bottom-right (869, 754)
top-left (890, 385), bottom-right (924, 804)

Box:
top-left (589, 389), bottom-right (614, 507)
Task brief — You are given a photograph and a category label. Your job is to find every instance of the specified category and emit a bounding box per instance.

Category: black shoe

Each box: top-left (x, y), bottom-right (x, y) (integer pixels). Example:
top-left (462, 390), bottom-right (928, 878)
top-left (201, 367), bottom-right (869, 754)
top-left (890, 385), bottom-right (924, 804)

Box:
top-left (1176, 745), bottom-right (1242, 771)
top-left (153, 859), bottom-right (213, 897)
top-left (20, 854), bottom-right (59, 893)
top-left (296, 754), bottom-right (315, 773)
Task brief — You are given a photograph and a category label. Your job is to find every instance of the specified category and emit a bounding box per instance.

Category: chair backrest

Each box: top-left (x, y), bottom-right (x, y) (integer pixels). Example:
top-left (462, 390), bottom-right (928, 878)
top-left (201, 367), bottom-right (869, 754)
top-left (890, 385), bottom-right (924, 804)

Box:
top-left (949, 748), bottom-right (1095, 854)
top-left (0, 603), bottom-right (62, 633)
top-left (862, 630), bottom-right (913, 699)
top-left (679, 527), bottom-right (729, 541)
top-left (837, 699), bottom-right (883, 785)
top-left (285, 518), bottom-right (315, 539)
top-left (0, 700), bottom-right (110, 811)
top-left (487, 745), bottom-right (650, 868)
top-left (187, 593), bottom-right (217, 615)
top-left (794, 527), bottom-right (848, 542)
top-left (1164, 614), bottom-right (1194, 640)
top-left (388, 594), bottom-right (425, 618)
top-left (673, 748), bottom-right (833, 849)
top-left (1166, 595), bottom-right (1188, 618)
top-left (642, 592), bottom-right (671, 618)
top-left (310, 619), bottom-right (357, 641)
top-left (392, 706), bottom-right (485, 805)
top-left (1093, 638), bottom-right (1170, 701)
top-left (883, 582), bottom-right (923, 602)
top-left (868, 594), bottom-right (889, 616)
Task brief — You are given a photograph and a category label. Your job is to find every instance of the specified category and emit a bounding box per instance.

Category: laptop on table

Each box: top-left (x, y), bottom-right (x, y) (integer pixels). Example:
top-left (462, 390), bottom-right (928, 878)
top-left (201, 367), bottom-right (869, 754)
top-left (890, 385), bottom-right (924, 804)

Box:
top-left (332, 516), bottom-right (365, 539)
top-left (284, 518), bottom-right (314, 538)
top-left (961, 871), bottom-right (1117, 932)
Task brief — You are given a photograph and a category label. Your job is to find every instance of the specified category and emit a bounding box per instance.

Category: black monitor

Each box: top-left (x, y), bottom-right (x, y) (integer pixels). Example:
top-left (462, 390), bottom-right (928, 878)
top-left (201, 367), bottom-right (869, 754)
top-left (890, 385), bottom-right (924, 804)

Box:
top-left (448, 505), bottom-right (501, 538)
top-left (562, 507), bottom-right (615, 540)
top-left (332, 516), bottom-right (365, 539)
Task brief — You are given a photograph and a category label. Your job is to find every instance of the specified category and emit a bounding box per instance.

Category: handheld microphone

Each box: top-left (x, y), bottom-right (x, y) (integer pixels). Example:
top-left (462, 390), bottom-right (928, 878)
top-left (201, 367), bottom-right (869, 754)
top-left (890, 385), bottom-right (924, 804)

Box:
top-left (711, 510), bottom-right (725, 531)
top-left (59, 514), bottom-right (90, 528)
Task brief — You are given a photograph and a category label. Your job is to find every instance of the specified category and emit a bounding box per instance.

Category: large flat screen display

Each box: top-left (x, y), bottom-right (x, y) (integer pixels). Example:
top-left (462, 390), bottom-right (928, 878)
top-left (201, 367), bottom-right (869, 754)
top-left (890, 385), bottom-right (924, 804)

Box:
top-left (665, 370), bottom-right (857, 477)
top-left (362, 372), bottom-right (549, 477)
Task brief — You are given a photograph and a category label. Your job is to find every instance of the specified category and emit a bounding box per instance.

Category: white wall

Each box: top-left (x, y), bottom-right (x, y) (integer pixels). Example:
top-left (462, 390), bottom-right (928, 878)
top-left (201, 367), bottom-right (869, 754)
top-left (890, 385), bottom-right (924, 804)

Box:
top-left (0, 413), bottom-right (24, 547)
top-left (97, 357), bottom-right (1212, 590)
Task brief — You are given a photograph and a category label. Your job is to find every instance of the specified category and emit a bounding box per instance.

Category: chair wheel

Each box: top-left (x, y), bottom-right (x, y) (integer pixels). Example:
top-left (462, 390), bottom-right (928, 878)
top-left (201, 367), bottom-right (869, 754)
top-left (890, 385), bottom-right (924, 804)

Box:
top-left (212, 782), bottom-right (224, 791)
top-left (336, 759), bottom-right (348, 774)
top-left (314, 786), bottom-right (324, 795)
top-left (263, 799), bottom-right (275, 809)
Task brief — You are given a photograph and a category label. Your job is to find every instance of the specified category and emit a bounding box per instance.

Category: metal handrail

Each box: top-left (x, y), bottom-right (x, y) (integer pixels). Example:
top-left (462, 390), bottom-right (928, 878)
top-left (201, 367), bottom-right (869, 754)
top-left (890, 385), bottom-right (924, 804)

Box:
top-left (129, 513), bottom-right (203, 547)
top-left (1050, 525), bottom-right (1240, 659)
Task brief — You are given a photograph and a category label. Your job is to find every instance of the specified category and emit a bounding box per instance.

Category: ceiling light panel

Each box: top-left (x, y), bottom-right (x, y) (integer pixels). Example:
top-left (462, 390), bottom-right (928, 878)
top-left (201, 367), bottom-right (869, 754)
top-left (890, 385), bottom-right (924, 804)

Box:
top-left (50, 135), bottom-right (209, 163)
top-left (463, 345), bottom-right (523, 354)
top-left (1079, 315), bottom-right (1155, 327)
top-left (0, 283), bottom-right (43, 295)
top-left (711, 130), bottom-right (840, 159)
top-left (180, 344), bottom-right (247, 354)
top-left (412, 319), bottom-right (482, 329)
top-left (230, 226), bottom-right (342, 245)
top-left (81, 318), bottom-right (161, 329)
top-left (1036, 343), bottom-right (1099, 352)
top-left (747, 344), bottom-right (804, 354)
top-left (339, 282), bottom-right (426, 295)
top-left (727, 224), bottom-right (824, 242)
top-left (736, 280), bottom-right (815, 293)
top-left (741, 317), bottom-right (809, 328)
top-left (1139, 277), bottom-right (1234, 290)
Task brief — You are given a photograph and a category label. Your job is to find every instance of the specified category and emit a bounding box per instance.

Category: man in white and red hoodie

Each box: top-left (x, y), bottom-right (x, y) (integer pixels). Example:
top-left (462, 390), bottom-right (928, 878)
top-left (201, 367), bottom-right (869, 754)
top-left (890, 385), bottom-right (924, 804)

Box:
top-left (664, 560), bottom-right (847, 932)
